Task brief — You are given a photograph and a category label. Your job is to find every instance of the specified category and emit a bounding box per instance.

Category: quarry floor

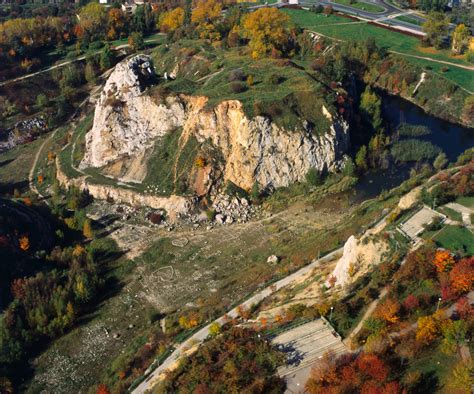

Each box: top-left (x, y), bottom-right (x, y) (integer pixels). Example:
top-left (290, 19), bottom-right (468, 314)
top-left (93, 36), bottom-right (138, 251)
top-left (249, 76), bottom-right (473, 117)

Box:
top-left (27, 186), bottom-right (396, 392)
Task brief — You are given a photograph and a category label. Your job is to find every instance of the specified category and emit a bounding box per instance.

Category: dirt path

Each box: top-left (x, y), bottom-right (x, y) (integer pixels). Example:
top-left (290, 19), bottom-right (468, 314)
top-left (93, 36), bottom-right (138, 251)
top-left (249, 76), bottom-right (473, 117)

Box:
top-left (344, 286), bottom-right (389, 347)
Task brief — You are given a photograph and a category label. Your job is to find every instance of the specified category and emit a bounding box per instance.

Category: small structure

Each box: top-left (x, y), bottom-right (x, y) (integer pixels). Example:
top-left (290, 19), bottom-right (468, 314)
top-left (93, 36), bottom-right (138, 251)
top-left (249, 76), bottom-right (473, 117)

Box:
top-left (289, 0), bottom-right (299, 4)
top-left (272, 318), bottom-right (347, 392)
top-left (398, 206), bottom-right (446, 244)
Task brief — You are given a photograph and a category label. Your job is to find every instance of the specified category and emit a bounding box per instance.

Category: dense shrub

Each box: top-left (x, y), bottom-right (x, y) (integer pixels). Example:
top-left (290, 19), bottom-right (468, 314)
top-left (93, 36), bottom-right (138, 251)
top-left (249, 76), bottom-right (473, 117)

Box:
top-left (397, 123), bottom-right (431, 137)
top-left (229, 69), bottom-right (246, 82)
top-left (391, 139), bottom-right (441, 162)
top-left (230, 82), bottom-right (247, 93)
top-left (158, 326), bottom-right (285, 392)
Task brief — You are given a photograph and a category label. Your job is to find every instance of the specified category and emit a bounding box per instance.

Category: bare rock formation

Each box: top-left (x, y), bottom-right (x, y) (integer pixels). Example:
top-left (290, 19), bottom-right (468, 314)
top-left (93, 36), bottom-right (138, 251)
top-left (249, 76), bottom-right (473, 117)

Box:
top-left (80, 54), bottom-right (350, 195)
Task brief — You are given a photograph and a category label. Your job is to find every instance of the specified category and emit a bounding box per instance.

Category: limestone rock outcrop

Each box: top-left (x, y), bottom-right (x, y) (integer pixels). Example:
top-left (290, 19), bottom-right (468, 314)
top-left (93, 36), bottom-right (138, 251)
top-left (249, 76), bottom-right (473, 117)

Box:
top-left (81, 54), bottom-right (350, 192)
top-left (326, 235), bottom-right (388, 289)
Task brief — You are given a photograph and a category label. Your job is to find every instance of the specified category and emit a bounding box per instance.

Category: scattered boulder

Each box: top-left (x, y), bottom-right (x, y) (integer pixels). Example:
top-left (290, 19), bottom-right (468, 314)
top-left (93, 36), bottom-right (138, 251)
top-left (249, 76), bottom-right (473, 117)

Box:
top-left (267, 255), bottom-right (279, 264)
top-left (211, 194), bottom-right (258, 225)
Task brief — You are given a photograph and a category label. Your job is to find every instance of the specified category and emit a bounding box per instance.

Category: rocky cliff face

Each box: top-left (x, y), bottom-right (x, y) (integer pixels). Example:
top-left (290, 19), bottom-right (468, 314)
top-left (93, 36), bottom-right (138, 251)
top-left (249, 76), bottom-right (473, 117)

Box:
top-left (81, 55), bottom-right (350, 192)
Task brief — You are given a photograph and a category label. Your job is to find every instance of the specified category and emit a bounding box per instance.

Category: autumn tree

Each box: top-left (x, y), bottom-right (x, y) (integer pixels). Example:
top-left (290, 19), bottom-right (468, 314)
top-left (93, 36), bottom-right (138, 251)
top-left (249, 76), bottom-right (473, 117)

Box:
top-left (355, 145), bottom-right (368, 171)
top-left (448, 361), bottom-right (474, 393)
top-left (402, 294), bottom-right (419, 312)
top-left (83, 219), bottom-right (94, 239)
top-left (19, 235), bottom-right (30, 251)
top-left (422, 12), bottom-right (449, 49)
top-left (376, 298), bottom-right (400, 324)
top-left (416, 315), bottom-right (438, 345)
top-left (441, 319), bottom-right (467, 354)
top-left (208, 322), bottom-right (221, 337)
top-left (107, 8), bottom-right (128, 40)
top-left (433, 249), bottom-right (455, 272)
top-left (360, 86), bottom-right (382, 130)
top-left (450, 256), bottom-right (474, 295)
top-left (76, 3), bottom-right (108, 43)
top-left (96, 384), bottom-right (111, 394)
top-left (451, 24), bottom-right (471, 55)
top-left (191, 0), bottom-right (222, 41)
top-left (159, 7), bottom-right (185, 33)
top-left (128, 31), bottom-right (144, 52)
top-left (242, 8), bottom-right (291, 59)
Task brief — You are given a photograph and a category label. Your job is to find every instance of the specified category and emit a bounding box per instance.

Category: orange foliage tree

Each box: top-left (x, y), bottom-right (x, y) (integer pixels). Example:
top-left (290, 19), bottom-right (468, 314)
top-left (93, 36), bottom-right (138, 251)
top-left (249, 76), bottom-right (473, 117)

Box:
top-left (96, 384), bottom-right (110, 394)
top-left (433, 249), bottom-right (455, 272)
top-left (19, 235), bottom-right (30, 251)
top-left (450, 256), bottom-right (474, 295)
top-left (376, 298), bottom-right (400, 324)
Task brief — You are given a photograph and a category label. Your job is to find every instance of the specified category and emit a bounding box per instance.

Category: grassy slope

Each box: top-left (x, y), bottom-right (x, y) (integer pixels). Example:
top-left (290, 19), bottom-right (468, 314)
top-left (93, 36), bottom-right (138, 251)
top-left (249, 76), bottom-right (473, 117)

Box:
top-left (283, 9), bottom-right (474, 91)
top-left (152, 41), bottom-right (334, 133)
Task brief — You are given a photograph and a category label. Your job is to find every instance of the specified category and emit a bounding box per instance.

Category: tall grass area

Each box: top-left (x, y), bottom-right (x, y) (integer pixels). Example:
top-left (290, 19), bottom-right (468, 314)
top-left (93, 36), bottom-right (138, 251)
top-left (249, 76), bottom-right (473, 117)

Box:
top-left (391, 139), bottom-right (441, 162)
top-left (283, 9), bottom-right (474, 91)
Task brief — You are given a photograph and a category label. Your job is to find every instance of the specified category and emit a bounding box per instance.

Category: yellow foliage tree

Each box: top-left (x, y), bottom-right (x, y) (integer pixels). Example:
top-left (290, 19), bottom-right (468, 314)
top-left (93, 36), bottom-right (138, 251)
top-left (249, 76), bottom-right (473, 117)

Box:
top-left (191, 0), bottom-right (222, 40)
top-left (209, 322), bottom-right (221, 337)
top-left (242, 8), bottom-right (291, 59)
top-left (159, 7), bottom-right (185, 33)
top-left (416, 315), bottom-right (438, 345)
top-left (83, 218), bottom-right (93, 239)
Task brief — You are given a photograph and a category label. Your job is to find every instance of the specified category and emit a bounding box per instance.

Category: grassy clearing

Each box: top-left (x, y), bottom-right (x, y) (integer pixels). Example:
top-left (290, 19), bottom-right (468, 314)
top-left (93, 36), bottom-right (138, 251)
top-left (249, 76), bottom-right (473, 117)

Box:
top-left (395, 15), bottom-right (423, 26)
top-left (438, 206), bottom-right (463, 222)
top-left (404, 346), bottom-right (459, 391)
top-left (434, 225), bottom-right (474, 256)
top-left (0, 136), bottom-right (47, 194)
top-left (455, 196), bottom-right (474, 208)
top-left (333, 0), bottom-right (385, 13)
top-left (283, 9), bottom-right (474, 90)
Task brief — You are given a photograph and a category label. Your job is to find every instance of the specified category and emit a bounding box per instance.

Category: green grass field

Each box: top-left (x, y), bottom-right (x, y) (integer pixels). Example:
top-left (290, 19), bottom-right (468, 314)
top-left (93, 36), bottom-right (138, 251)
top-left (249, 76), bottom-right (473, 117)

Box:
top-left (333, 0), bottom-right (385, 13)
top-left (438, 206), bottom-right (463, 222)
top-left (434, 225), bottom-right (474, 256)
top-left (283, 9), bottom-right (474, 91)
top-left (455, 196), bottom-right (474, 208)
top-left (395, 15), bottom-right (423, 26)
